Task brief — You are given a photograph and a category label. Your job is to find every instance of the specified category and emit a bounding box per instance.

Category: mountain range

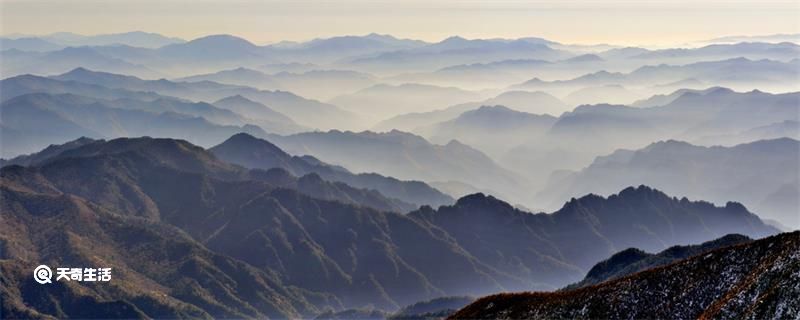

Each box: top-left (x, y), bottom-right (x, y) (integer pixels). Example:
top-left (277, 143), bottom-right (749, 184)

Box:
top-left (0, 93), bottom-right (266, 157)
top-left (2, 31), bottom-right (185, 49)
top-left (209, 133), bottom-right (453, 208)
top-left (0, 136), bottom-right (778, 317)
top-left (418, 106), bottom-right (557, 158)
top-left (262, 130), bottom-right (529, 205)
top-left (513, 58), bottom-right (800, 96)
top-left (371, 90), bottom-right (566, 133)
top-left (329, 83), bottom-right (486, 124)
top-left (1, 29), bottom-right (798, 320)
top-left (178, 68), bottom-right (377, 101)
top-left (503, 87), bottom-right (800, 183)
top-left (539, 138), bottom-right (800, 229)
top-left (49, 68), bottom-right (358, 130)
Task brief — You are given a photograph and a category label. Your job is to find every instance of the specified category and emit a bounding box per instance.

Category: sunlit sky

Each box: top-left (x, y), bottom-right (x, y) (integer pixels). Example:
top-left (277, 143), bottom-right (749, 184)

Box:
top-left (1, 0), bottom-right (799, 46)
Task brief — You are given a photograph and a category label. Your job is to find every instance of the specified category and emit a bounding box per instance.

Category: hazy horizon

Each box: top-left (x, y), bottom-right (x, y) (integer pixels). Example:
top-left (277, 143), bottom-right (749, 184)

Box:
top-left (2, 0), bottom-right (799, 47)
top-left (2, 1), bottom-right (799, 318)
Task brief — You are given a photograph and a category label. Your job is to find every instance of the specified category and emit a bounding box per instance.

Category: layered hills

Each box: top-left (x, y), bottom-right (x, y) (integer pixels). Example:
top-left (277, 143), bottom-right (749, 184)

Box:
top-left (0, 136), bottom-right (779, 317)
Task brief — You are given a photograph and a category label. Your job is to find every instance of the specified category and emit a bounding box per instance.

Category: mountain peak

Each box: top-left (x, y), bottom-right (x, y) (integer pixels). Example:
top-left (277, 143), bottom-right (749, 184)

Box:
top-left (188, 34), bottom-right (256, 46)
top-left (43, 137), bottom-right (242, 180)
top-left (442, 36), bottom-right (468, 43)
top-left (218, 133), bottom-right (285, 154)
top-left (215, 94), bottom-right (253, 104)
top-left (615, 184), bottom-right (661, 198)
top-left (454, 192), bottom-right (515, 212)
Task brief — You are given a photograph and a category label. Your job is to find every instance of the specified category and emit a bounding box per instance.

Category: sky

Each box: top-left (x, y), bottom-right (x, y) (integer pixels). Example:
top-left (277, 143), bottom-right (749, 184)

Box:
top-left (1, 0), bottom-right (799, 46)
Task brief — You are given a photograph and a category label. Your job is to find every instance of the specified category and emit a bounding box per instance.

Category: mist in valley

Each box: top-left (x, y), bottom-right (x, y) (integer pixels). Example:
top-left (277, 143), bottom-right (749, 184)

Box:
top-left (2, 4), bottom-right (799, 316)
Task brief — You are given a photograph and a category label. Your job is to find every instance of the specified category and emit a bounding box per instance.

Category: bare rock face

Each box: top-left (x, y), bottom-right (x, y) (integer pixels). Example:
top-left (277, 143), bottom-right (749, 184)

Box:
top-left (450, 231), bottom-right (800, 320)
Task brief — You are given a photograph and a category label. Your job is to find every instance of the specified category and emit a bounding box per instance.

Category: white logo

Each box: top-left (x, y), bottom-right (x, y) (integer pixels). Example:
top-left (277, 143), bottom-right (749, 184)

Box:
top-left (34, 265), bottom-right (112, 284)
top-left (34, 265), bottom-right (52, 284)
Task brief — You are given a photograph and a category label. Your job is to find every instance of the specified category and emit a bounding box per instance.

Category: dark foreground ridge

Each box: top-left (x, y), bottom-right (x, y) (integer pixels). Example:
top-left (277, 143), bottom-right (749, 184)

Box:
top-left (449, 231), bottom-right (800, 319)
top-left (564, 233), bottom-right (753, 289)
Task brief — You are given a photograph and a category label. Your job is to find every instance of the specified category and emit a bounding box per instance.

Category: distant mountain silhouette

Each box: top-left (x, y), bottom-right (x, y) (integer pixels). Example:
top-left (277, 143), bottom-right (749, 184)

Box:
top-left (157, 34), bottom-right (263, 61)
top-left (346, 37), bottom-right (571, 73)
top-left (451, 231), bottom-right (800, 319)
top-left (330, 83), bottom-right (484, 124)
top-left (0, 37), bottom-right (64, 51)
top-left (539, 138), bottom-right (800, 229)
top-left (213, 95), bottom-right (307, 134)
top-left (0, 93), bottom-right (266, 157)
top-left (632, 41), bottom-right (800, 61)
top-left (180, 67), bottom-right (377, 101)
top-left (1, 73), bottom-right (164, 102)
top-left (372, 91), bottom-right (566, 133)
top-left (514, 58), bottom-right (800, 93)
top-left (562, 53), bottom-right (604, 63)
top-left (563, 84), bottom-right (643, 106)
top-left (178, 67), bottom-right (283, 89)
top-left (51, 67), bottom-right (358, 130)
top-left (210, 133), bottom-right (453, 208)
top-left (388, 59), bottom-right (554, 89)
top-left (420, 105), bottom-right (557, 157)
top-left (40, 31), bottom-right (185, 48)
top-left (505, 87), bottom-right (800, 182)
top-left (265, 130), bottom-right (528, 205)
top-left (692, 119), bottom-right (800, 146)
top-left (260, 34), bottom-right (427, 65)
top-left (1, 47), bottom-right (162, 79)
top-left (703, 34), bottom-right (800, 44)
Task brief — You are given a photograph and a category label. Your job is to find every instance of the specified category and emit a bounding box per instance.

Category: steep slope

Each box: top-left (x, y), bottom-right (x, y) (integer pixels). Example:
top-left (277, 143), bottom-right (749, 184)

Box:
top-left (210, 133), bottom-right (453, 208)
top-left (389, 296), bottom-right (475, 320)
top-left (450, 231), bottom-right (800, 319)
top-left (0, 172), bottom-right (334, 319)
top-left (566, 234), bottom-right (753, 289)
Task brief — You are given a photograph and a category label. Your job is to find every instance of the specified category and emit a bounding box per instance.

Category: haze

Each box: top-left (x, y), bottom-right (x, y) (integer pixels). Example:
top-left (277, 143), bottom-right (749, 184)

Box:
top-left (2, 0), bottom-right (799, 46)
